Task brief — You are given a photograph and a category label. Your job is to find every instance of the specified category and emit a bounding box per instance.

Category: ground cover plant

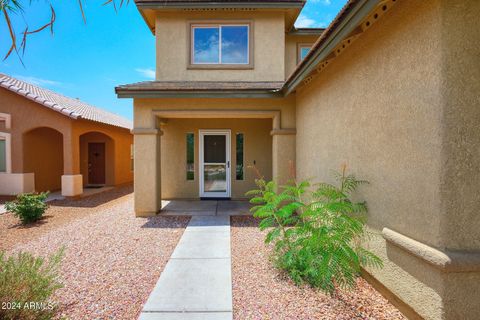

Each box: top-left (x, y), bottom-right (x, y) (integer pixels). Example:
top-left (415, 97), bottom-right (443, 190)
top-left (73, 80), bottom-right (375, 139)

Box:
top-left (0, 248), bottom-right (64, 320)
top-left (5, 192), bottom-right (49, 224)
top-left (247, 166), bottom-right (382, 295)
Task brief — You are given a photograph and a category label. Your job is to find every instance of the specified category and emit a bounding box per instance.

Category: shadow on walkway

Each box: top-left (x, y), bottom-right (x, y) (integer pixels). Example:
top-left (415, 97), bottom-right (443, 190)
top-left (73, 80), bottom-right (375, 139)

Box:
top-left (51, 184), bottom-right (133, 208)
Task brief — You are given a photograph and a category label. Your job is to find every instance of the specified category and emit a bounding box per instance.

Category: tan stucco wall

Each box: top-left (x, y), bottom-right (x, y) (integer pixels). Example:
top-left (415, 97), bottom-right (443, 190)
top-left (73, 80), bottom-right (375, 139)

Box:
top-left (155, 11), bottom-right (285, 81)
top-left (285, 34), bottom-right (319, 79)
top-left (295, 0), bottom-right (480, 319)
top-left (79, 132), bottom-right (115, 186)
top-left (160, 118), bottom-right (272, 199)
top-left (0, 88), bottom-right (133, 194)
top-left (132, 96), bottom-right (296, 214)
top-left (23, 127), bottom-right (64, 192)
top-left (133, 97), bottom-right (296, 128)
top-left (72, 120), bottom-right (133, 186)
top-left (0, 88), bottom-right (72, 174)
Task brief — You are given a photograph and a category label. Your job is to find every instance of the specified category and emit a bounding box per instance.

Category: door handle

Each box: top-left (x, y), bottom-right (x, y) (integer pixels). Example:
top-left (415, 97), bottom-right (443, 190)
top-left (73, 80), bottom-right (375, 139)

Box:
top-left (227, 161), bottom-right (230, 168)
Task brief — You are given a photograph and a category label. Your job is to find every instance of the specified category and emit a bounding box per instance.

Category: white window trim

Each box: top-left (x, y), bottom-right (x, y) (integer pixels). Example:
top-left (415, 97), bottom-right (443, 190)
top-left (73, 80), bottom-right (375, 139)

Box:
top-left (0, 132), bottom-right (12, 173)
top-left (0, 113), bottom-right (11, 129)
top-left (191, 23), bottom-right (251, 66)
top-left (199, 129), bottom-right (231, 198)
top-left (297, 43), bottom-right (313, 64)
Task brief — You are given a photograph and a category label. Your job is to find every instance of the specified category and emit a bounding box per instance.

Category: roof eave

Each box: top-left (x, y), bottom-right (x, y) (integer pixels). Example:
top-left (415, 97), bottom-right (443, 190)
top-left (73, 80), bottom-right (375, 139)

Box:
top-left (136, 1), bottom-right (305, 33)
top-left (288, 28), bottom-right (325, 36)
top-left (135, 1), bottom-right (305, 10)
top-left (116, 89), bottom-right (283, 99)
top-left (283, 0), bottom-right (380, 95)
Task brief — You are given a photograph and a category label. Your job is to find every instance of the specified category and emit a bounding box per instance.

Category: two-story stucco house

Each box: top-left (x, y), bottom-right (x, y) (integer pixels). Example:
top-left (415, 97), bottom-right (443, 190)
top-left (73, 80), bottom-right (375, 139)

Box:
top-left (116, 0), bottom-right (479, 319)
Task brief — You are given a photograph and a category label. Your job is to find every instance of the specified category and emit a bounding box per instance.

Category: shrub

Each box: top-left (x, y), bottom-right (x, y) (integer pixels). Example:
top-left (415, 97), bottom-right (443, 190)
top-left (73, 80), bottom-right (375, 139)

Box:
top-left (247, 166), bottom-right (382, 295)
top-left (5, 192), bottom-right (49, 224)
top-left (0, 248), bottom-right (64, 320)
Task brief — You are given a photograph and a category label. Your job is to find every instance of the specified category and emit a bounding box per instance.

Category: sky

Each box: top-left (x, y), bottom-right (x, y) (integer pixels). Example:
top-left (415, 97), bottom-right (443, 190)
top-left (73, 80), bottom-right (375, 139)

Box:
top-left (0, 0), bottom-right (347, 120)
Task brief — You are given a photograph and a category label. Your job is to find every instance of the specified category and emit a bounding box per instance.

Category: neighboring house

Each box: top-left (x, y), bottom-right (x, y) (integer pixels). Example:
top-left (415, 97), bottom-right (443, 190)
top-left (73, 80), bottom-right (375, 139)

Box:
top-left (0, 74), bottom-right (133, 196)
top-left (116, 0), bottom-right (479, 319)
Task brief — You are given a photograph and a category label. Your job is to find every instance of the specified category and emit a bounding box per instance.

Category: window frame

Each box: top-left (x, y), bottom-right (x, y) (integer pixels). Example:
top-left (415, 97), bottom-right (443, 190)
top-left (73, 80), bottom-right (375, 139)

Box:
top-left (188, 21), bottom-right (254, 70)
top-left (235, 133), bottom-right (244, 181)
top-left (297, 43), bottom-right (313, 64)
top-left (186, 132), bottom-right (195, 181)
top-left (0, 132), bottom-right (11, 174)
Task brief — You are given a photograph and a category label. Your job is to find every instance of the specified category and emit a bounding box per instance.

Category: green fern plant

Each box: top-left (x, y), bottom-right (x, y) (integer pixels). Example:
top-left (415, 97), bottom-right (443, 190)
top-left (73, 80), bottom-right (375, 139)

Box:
top-left (247, 166), bottom-right (382, 295)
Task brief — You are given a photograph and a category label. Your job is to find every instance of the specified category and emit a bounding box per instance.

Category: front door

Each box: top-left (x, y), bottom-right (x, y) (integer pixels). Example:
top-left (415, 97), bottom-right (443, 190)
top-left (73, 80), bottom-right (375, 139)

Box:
top-left (88, 143), bottom-right (106, 185)
top-left (199, 130), bottom-right (231, 198)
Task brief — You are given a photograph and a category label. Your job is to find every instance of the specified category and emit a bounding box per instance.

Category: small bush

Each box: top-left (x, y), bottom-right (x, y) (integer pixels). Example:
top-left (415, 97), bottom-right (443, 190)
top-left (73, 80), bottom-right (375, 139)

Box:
top-left (247, 166), bottom-right (382, 295)
top-left (0, 248), bottom-right (64, 320)
top-left (5, 192), bottom-right (49, 224)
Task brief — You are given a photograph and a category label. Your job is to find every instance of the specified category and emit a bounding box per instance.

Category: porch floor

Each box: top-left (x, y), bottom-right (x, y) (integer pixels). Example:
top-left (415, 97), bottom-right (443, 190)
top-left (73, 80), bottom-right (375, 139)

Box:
top-left (160, 200), bottom-right (252, 216)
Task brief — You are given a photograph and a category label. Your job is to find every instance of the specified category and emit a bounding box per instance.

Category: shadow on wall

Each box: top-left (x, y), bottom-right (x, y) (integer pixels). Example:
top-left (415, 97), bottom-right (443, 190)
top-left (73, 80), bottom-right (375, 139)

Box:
top-left (23, 127), bottom-right (64, 193)
top-left (51, 184), bottom-right (133, 208)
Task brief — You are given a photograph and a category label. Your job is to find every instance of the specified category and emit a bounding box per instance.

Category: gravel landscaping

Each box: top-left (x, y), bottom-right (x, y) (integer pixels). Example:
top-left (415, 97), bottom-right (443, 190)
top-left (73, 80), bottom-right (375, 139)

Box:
top-left (0, 186), bottom-right (134, 250)
top-left (231, 216), bottom-right (406, 320)
top-left (4, 187), bottom-right (189, 320)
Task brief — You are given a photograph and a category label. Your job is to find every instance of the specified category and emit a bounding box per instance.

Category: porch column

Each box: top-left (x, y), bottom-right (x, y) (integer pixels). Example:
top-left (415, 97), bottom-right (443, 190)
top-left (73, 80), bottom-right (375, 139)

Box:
top-left (271, 129), bottom-right (296, 185)
top-left (61, 131), bottom-right (83, 197)
top-left (132, 128), bottom-right (162, 217)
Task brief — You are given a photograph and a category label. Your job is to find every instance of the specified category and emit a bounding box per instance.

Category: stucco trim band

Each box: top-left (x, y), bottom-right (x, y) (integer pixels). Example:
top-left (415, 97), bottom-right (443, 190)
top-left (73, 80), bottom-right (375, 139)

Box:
top-left (152, 109), bottom-right (282, 129)
top-left (270, 128), bottom-right (296, 135)
top-left (382, 228), bottom-right (480, 273)
top-left (131, 128), bottom-right (162, 135)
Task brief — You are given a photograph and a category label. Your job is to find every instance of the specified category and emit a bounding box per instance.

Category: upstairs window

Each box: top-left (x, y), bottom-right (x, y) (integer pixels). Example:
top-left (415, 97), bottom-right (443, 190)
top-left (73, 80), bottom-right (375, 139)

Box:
top-left (298, 43), bottom-right (313, 63)
top-left (190, 23), bottom-right (252, 68)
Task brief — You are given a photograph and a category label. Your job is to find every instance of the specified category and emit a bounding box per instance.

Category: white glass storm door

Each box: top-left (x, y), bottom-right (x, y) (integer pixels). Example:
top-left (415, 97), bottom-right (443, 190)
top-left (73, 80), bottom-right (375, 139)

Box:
top-left (199, 130), bottom-right (231, 198)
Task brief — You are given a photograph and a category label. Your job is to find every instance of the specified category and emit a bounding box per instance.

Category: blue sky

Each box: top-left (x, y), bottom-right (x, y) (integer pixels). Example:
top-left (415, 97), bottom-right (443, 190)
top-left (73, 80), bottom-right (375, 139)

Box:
top-left (0, 0), bottom-right (347, 120)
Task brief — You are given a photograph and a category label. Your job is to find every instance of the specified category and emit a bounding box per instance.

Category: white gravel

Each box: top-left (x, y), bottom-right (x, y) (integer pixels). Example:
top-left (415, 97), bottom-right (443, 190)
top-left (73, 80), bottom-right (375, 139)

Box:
top-left (10, 191), bottom-right (189, 320)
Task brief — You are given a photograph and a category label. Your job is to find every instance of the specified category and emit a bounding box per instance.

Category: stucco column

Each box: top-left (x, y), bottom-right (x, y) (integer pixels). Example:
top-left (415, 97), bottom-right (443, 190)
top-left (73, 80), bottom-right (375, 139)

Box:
top-left (132, 128), bottom-right (162, 217)
top-left (61, 131), bottom-right (82, 197)
top-left (271, 129), bottom-right (296, 185)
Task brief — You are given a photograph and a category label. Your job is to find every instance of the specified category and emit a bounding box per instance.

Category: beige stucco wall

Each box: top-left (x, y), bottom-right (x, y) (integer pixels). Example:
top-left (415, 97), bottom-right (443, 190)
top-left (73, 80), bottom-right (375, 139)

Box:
top-left (155, 11), bottom-right (285, 81)
top-left (161, 118), bottom-right (272, 199)
top-left (134, 97), bottom-right (296, 128)
top-left (285, 34), bottom-right (319, 79)
top-left (295, 0), bottom-right (480, 319)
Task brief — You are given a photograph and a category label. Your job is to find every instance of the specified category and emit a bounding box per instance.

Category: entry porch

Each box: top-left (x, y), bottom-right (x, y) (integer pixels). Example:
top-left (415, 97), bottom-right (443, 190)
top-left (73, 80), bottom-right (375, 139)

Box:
top-left (133, 109), bottom-right (296, 217)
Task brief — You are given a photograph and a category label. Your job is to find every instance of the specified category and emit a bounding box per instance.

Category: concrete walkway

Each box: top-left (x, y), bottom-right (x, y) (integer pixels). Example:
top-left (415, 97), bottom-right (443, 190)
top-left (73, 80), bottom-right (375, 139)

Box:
top-left (161, 200), bottom-right (251, 216)
top-left (139, 215), bottom-right (232, 320)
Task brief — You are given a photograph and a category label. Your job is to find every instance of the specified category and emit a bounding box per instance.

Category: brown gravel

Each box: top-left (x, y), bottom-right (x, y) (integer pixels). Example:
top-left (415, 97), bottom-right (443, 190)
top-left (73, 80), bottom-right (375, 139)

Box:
top-left (231, 216), bottom-right (406, 320)
top-left (0, 186), bottom-right (133, 251)
top-left (7, 188), bottom-right (189, 320)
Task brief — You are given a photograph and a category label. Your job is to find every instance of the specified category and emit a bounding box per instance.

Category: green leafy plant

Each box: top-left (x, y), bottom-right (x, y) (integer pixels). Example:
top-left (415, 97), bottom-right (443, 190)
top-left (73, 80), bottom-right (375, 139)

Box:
top-left (247, 166), bottom-right (382, 295)
top-left (5, 192), bottom-right (49, 224)
top-left (0, 248), bottom-right (64, 320)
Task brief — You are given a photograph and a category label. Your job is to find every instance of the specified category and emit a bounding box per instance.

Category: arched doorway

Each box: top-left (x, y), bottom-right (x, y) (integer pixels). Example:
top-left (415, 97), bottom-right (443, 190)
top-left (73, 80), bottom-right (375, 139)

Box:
top-left (79, 132), bottom-right (115, 186)
top-left (23, 127), bottom-right (64, 192)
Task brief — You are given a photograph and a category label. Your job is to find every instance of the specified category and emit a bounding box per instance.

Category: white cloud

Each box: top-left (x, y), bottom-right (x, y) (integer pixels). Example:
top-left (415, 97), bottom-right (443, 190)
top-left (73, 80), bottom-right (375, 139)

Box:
top-left (135, 68), bottom-right (155, 79)
top-left (13, 75), bottom-right (62, 87)
top-left (311, 0), bottom-right (331, 4)
top-left (295, 15), bottom-right (317, 28)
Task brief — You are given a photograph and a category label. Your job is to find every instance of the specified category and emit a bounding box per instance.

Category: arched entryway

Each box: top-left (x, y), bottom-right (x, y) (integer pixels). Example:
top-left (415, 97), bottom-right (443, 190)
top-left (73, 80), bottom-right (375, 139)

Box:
top-left (23, 127), bottom-right (64, 192)
top-left (79, 131), bottom-right (115, 186)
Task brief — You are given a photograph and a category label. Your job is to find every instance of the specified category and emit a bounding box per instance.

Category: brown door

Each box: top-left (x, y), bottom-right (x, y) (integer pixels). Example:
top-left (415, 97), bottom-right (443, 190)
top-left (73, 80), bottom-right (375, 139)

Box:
top-left (88, 143), bottom-right (106, 185)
